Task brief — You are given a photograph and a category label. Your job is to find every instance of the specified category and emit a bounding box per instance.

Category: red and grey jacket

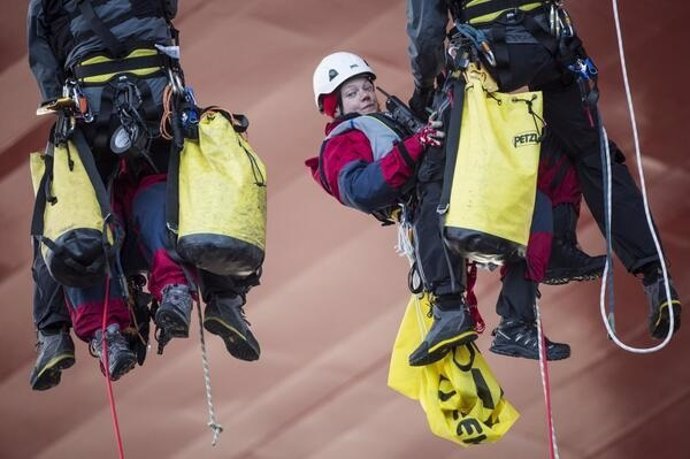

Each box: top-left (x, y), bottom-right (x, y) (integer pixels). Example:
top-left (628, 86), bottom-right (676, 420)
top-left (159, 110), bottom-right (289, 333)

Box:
top-left (305, 113), bottom-right (426, 214)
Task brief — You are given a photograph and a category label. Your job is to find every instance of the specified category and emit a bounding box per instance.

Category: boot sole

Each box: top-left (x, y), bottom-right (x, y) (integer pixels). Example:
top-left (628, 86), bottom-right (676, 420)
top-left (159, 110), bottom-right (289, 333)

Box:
top-left (489, 344), bottom-right (570, 361)
top-left (408, 331), bottom-right (478, 367)
top-left (204, 318), bottom-right (260, 361)
top-left (155, 309), bottom-right (190, 338)
top-left (651, 301), bottom-right (682, 339)
top-left (30, 354), bottom-right (76, 391)
top-left (108, 353), bottom-right (138, 381)
top-left (542, 270), bottom-right (603, 286)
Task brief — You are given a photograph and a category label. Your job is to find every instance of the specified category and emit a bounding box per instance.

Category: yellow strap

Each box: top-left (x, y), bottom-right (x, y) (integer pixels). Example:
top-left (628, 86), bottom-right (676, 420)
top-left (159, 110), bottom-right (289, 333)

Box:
top-left (77, 48), bottom-right (163, 84)
top-left (467, 2), bottom-right (544, 25)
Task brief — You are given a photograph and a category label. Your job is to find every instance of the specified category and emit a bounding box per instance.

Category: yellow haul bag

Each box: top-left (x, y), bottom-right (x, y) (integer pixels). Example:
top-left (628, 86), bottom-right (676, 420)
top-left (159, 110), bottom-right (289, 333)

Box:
top-left (388, 294), bottom-right (520, 446)
top-left (30, 131), bottom-right (112, 288)
top-left (176, 109), bottom-right (267, 276)
top-left (443, 67), bottom-right (542, 264)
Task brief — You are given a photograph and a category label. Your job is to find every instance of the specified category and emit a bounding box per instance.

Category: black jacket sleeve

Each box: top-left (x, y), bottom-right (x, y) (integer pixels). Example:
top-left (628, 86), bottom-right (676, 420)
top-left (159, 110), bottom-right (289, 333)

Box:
top-left (27, 0), bottom-right (64, 103)
top-left (163, 0), bottom-right (178, 19)
top-left (406, 0), bottom-right (449, 90)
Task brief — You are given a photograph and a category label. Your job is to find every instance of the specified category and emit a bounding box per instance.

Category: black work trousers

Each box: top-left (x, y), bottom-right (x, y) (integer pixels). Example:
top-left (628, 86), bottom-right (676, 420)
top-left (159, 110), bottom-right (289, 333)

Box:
top-left (413, 146), bottom-right (466, 302)
top-left (414, 144), bottom-right (554, 323)
top-left (198, 270), bottom-right (261, 305)
top-left (505, 41), bottom-right (662, 273)
top-left (32, 244), bottom-right (69, 330)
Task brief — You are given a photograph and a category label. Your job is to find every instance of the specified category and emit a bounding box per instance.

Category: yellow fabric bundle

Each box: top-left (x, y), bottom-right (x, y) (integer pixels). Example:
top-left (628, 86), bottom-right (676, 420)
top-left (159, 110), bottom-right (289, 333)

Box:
top-left (388, 294), bottom-right (519, 446)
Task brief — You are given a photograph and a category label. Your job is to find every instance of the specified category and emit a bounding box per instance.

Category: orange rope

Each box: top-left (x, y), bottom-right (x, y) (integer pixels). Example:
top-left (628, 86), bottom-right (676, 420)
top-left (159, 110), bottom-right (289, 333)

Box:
top-left (160, 84), bottom-right (174, 140)
top-left (101, 275), bottom-right (126, 459)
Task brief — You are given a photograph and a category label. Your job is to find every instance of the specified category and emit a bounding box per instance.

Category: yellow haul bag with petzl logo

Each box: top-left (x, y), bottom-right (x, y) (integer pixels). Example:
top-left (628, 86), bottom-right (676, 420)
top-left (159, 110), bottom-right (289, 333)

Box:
top-left (388, 294), bottom-right (519, 446)
top-left (30, 130), bottom-right (113, 288)
top-left (443, 66), bottom-right (542, 264)
top-left (175, 108), bottom-right (267, 276)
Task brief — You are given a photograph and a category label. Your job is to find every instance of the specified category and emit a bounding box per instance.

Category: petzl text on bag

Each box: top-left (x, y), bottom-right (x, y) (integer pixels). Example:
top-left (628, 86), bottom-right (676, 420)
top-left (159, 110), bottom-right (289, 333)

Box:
top-left (175, 108), bottom-right (267, 276)
top-left (443, 67), bottom-right (542, 265)
top-left (30, 130), bottom-right (113, 288)
top-left (388, 294), bottom-right (519, 446)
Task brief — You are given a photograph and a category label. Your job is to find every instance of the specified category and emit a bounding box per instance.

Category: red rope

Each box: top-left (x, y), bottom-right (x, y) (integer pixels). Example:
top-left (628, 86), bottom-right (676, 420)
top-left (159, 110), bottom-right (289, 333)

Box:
top-left (465, 262), bottom-right (485, 333)
top-left (538, 321), bottom-right (557, 459)
top-left (101, 275), bottom-right (126, 459)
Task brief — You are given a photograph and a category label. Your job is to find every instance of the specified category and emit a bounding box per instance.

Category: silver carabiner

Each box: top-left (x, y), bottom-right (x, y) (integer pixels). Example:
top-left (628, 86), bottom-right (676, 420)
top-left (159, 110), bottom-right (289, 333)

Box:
top-left (559, 7), bottom-right (575, 37)
top-left (481, 41), bottom-right (497, 67)
top-left (549, 3), bottom-right (559, 36)
top-left (167, 67), bottom-right (184, 94)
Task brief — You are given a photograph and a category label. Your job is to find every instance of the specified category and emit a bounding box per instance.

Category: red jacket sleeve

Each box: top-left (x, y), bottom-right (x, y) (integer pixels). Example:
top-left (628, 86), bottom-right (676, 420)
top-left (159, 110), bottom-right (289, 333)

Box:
top-left (306, 127), bottom-right (426, 212)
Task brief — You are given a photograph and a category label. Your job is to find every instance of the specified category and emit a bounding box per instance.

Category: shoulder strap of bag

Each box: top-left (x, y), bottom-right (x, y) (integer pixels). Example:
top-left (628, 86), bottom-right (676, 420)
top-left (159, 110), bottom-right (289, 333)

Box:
top-left (31, 128), bottom-right (112, 243)
top-left (438, 78), bottom-right (466, 215)
top-left (30, 151), bottom-right (54, 238)
top-left (166, 139), bottom-right (181, 248)
top-left (71, 128), bottom-right (112, 218)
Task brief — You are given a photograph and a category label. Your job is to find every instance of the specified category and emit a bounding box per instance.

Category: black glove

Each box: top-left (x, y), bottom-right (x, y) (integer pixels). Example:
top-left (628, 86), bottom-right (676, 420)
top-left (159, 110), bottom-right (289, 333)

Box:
top-left (408, 85), bottom-right (434, 120)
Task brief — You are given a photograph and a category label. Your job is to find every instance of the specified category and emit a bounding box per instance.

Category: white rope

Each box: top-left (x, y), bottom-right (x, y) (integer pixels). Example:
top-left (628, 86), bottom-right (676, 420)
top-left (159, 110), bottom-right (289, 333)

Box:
top-left (396, 204), bottom-right (430, 335)
top-left (196, 300), bottom-right (224, 445)
top-left (395, 204), bottom-right (416, 265)
top-left (535, 301), bottom-right (560, 459)
top-left (599, 0), bottom-right (675, 353)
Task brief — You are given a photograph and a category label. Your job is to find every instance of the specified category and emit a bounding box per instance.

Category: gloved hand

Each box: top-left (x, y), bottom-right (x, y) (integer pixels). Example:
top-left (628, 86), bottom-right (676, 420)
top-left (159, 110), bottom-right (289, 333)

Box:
top-left (417, 114), bottom-right (444, 148)
top-left (409, 84), bottom-right (434, 119)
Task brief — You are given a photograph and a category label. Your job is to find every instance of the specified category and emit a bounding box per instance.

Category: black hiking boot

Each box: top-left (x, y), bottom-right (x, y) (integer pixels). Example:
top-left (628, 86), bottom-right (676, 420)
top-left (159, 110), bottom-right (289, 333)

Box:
top-left (203, 295), bottom-right (260, 361)
top-left (490, 319), bottom-right (570, 361)
top-left (154, 284), bottom-right (193, 338)
top-left (644, 273), bottom-right (682, 339)
top-left (408, 301), bottom-right (478, 367)
top-left (90, 324), bottom-right (137, 381)
top-left (544, 204), bottom-right (606, 285)
top-left (543, 239), bottom-right (606, 285)
top-left (29, 328), bottom-right (76, 391)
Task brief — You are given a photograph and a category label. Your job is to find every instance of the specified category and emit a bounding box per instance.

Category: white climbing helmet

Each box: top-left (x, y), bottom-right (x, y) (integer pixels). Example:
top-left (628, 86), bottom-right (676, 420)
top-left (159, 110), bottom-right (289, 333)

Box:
top-left (312, 51), bottom-right (376, 112)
